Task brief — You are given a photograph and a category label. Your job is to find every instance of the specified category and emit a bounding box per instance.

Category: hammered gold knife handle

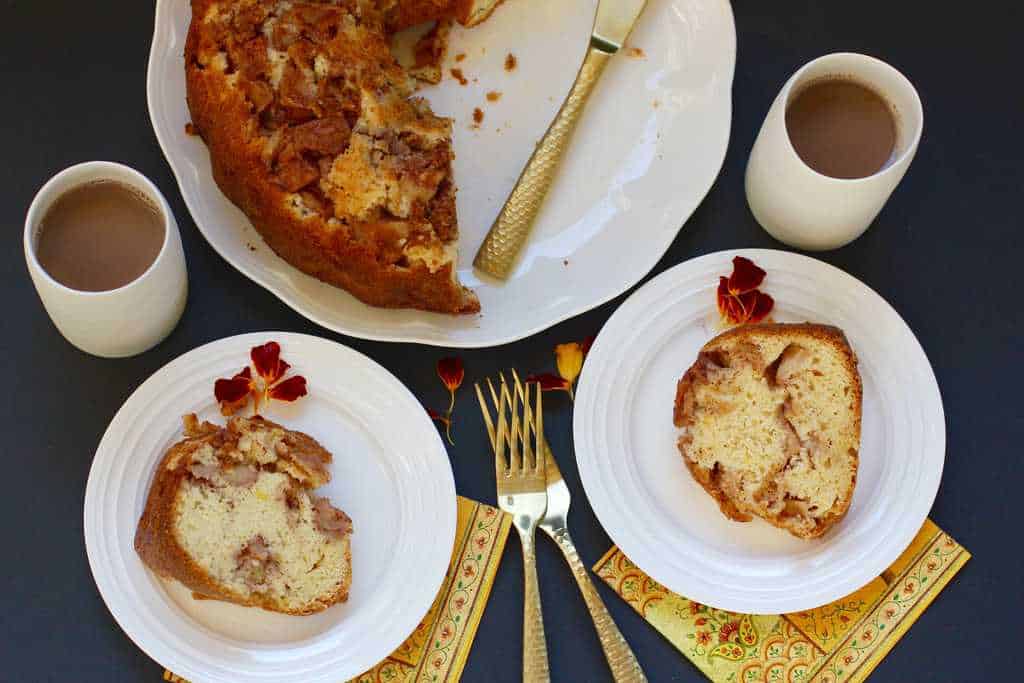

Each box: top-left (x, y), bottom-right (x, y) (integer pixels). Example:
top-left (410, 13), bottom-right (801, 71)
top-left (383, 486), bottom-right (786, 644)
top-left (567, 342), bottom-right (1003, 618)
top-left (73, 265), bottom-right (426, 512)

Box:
top-left (474, 44), bottom-right (613, 279)
top-left (552, 527), bottom-right (647, 683)
top-left (521, 532), bottom-right (551, 683)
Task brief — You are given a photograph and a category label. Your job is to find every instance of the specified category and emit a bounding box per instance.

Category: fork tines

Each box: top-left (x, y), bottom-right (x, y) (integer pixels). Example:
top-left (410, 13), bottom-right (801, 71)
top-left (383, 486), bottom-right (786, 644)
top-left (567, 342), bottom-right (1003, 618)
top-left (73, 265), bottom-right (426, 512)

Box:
top-left (476, 371), bottom-right (545, 478)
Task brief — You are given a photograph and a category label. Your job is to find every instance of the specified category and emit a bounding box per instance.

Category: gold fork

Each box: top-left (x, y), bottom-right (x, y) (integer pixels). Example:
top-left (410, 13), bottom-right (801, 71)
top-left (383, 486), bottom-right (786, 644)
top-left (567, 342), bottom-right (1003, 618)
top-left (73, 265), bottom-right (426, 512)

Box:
top-left (478, 373), bottom-right (550, 683)
top-left (479, 372), bottom-right (647, 683)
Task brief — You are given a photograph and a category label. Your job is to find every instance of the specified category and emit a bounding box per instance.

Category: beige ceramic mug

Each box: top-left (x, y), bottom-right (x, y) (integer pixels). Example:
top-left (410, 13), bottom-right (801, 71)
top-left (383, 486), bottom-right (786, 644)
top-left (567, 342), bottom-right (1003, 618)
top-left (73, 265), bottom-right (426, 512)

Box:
top-left (745, 53), bottom-right (923, 251)
top-left (24, 161), bottom-right (188, 357)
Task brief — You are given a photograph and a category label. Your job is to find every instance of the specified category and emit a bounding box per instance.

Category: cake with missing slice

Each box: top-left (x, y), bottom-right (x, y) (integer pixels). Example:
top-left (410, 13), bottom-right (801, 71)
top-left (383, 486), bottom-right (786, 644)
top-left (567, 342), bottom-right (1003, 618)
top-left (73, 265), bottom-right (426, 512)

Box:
top-left (134, 414), bottom-right (352, 615)
top-left (184, 0), bottom-right (508, 314)
top-left (673, 323), bottom-right (862, 539)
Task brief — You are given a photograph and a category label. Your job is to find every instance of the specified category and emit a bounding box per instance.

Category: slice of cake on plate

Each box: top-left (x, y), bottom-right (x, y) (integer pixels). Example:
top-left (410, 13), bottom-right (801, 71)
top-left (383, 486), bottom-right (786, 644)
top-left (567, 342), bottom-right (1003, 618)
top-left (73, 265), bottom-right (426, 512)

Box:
top-left (135, 414), bottom-right (352, 615)
top-left (673, 323), bottom-right (862, 539)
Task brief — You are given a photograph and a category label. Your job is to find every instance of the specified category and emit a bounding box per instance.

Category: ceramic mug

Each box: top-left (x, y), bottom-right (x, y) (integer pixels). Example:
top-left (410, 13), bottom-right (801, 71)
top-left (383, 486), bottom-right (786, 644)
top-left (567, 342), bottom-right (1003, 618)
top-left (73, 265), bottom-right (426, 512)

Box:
top-left (24, 161), bottom-right (188, 358)
top-left (745, 53), bottom-right (923, 251)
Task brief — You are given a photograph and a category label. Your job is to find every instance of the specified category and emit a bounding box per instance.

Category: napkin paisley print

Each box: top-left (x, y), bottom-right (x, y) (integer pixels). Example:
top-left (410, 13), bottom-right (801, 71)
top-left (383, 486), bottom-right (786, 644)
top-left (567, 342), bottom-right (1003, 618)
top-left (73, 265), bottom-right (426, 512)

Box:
top-left (163, 497), bottom-right (511, 683)
top-left (593, 519), bottom-right (969, 683)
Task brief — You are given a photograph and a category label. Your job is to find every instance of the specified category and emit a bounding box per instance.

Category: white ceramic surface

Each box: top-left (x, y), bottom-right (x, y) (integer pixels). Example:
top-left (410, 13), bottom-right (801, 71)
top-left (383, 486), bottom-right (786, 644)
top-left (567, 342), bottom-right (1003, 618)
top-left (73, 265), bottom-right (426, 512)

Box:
top-left (84, 333), bottom-right (457, 683)
top-left (745, 53), bottom-right (923, 251)
top-left (574, 249), bottom-right (945, 614)
top-left (147, 0), bottom-right (735, 347)
top-left (24, 161), bottom-right (188, 357)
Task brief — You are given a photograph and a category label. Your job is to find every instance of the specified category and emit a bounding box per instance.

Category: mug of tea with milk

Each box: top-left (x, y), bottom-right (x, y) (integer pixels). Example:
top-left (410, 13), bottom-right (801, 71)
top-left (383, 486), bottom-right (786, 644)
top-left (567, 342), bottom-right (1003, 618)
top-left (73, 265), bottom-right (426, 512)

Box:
top-left (24, 161), bottom-right (188, 358)
top-left (745, 52), bottom-right (923, 251)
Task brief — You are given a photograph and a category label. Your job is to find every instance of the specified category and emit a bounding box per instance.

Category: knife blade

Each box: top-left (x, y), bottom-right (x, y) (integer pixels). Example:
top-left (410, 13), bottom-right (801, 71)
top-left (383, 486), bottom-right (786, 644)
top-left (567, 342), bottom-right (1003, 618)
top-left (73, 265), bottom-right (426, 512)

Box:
top-left (472, 0), bottom-right (652, 279)
top-left (592, 0), bottom-right (649, 53)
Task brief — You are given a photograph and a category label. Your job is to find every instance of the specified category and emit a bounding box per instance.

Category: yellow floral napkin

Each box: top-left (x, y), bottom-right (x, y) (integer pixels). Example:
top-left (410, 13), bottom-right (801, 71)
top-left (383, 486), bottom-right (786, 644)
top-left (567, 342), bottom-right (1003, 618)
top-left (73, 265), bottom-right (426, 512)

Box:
top-left (163, 496), bottom-right (511, 683)
top-left (594, 519), bottom-right (969, 683)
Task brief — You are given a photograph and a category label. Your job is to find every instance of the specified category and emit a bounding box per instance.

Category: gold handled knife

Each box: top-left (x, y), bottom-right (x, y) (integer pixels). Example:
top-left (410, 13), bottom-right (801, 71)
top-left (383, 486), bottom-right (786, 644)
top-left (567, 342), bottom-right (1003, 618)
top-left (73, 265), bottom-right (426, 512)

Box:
top-left (473, 0), bottom-right (651, 279)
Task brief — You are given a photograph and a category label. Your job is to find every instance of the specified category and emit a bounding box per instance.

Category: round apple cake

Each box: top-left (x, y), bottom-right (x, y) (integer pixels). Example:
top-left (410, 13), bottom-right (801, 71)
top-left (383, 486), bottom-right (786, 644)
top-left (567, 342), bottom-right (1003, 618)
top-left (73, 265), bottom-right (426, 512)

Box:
top-left (184, 0), bottom-right (496, 313)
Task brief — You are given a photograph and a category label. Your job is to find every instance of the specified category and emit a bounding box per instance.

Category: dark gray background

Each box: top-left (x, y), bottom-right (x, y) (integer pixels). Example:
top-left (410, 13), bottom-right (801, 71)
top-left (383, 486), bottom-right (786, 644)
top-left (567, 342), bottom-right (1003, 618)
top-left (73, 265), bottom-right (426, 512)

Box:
top-left (3, 1), bottom-right (1021, 680)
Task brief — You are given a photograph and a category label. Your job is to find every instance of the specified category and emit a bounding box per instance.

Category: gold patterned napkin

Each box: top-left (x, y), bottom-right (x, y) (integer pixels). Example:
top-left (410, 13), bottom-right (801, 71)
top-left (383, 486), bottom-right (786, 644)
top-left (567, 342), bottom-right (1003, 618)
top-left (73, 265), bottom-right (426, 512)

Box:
top-left (163, 496), bottom-right (511, 683)
top-left (594, 519), bottom-right (969, 683)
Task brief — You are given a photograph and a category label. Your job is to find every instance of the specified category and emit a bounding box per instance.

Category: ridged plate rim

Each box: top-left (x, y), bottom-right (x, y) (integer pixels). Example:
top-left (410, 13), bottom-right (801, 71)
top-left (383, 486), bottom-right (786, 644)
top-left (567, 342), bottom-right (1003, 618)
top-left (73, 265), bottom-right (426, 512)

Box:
top-left (84, 332), bottom-right (457, 682)
top-left (574, 249), bottom-right (945, 613)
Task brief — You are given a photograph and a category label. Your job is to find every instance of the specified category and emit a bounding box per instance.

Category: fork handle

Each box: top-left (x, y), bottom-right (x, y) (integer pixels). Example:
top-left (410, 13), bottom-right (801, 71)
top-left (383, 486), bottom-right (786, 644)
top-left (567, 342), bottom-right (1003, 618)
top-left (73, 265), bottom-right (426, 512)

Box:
top-left (520, 530), bottom-right (551, 683)
top-left (550, 527), bottom-right (647, 683)
top-left (473, 45), bottom-right (613, 279)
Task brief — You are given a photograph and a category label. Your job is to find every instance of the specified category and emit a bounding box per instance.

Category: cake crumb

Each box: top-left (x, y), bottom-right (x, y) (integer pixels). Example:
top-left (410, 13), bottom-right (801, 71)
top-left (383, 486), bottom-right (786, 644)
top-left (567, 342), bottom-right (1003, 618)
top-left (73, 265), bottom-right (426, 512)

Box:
top-left (185, 122), bottom-right (197, 136)
top-left (247, 243), bottom-right (257, 252)
top-left (486, 91), bottom-right (502, 102)
top-left (454, 52), bottom-right (466, 62)
top-left (652, 99), bottom-right (660, 108)
top-left (626, 47), bottom-right (646, 59)
top-left (504, 53), bottom-right (517, 72)
top-left (472, 107), bottom-right (484, 126)
top-left (451, 68), bottom-right (468, 85)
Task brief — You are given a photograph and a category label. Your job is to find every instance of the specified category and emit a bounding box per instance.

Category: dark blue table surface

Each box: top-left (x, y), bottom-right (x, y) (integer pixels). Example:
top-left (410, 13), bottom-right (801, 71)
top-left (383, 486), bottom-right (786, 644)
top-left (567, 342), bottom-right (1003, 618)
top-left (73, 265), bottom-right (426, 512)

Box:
top-left (3, 1), bottom-right (1021, 681)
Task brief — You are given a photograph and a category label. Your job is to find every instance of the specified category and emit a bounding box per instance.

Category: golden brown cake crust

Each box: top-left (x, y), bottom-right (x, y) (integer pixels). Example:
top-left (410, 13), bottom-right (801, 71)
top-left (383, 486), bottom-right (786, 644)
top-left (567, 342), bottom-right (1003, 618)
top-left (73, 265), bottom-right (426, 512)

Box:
top-left (134, 415), bottom-right (351, 615)
top-left (681, 457), bottom-right (751, 523)
top-left (386, 0), bottom-right (507, 30)
top-left (673, 323), bottom-right (862, 539)
top-left (134, 428), bottom-right (249, 606)
top-left (185, 0), bottom-right (480, 314)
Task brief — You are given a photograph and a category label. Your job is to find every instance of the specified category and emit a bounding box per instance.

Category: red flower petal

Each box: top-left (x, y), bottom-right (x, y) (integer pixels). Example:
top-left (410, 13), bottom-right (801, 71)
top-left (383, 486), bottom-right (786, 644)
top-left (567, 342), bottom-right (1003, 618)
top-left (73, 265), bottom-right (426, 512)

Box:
top-left (437, 357), bottom-right (464, 392)
top-left (215, 374), bottom-right (252, 404)
top-left (716, 258), bottom-right (775, 326)
top-left (733, 290), bottom-right (760, 323)
top-left (581, 335), bottom-right (596, 356)
top-left (525, 373), bottom-right (570, 392)
top-left (719, 289), bottom-right (752, 325)
top-left (716, 277), bottom-right (731, 318)
top-left (727, 256), bottom-right (766, 294)
top-left (426, 407), bottom-right (450, 426)
top-left (268, 375), bottom-right (307, 402)
top-left (747, 291), bottom-right (774, 323)
top-left (251, 342), bottom-right (284, 382)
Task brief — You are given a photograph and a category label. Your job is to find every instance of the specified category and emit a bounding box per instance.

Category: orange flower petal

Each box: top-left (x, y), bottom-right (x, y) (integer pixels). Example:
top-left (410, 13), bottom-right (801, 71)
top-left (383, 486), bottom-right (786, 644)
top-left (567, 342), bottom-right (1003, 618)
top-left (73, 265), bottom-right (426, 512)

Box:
top-left (554, 342), bottom-right (584, 385)
top-left (268, 375), bottom-right (307, 402)
top-left (437, 357), bottom-right (464, 392)
top-left (251, 341), bottom-right (285, 382)
top-left (525, 373), bottom-right (570, 392)
top-left (727, 256), bottom-right (766, 294)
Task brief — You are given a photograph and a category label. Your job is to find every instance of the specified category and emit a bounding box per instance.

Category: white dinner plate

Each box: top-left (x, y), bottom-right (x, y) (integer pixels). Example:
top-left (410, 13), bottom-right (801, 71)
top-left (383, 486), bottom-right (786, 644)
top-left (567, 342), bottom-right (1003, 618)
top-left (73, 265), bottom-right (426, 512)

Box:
top-left (84, 333), bottom-right (457, 682)
top-left (574, 249), bottom-right (946, 614)
top-left (146, 0), bottom-right (735, 347)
